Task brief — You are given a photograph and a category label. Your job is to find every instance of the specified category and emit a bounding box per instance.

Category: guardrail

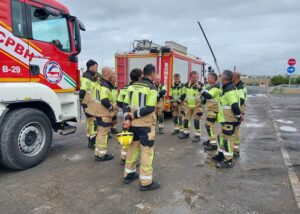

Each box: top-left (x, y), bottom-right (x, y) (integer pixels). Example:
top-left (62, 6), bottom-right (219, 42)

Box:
top-left (270, 85), bottom-right (300, 94)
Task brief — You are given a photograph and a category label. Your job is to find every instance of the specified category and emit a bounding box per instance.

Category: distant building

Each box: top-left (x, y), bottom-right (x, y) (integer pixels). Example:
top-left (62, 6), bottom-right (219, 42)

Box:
top-left (241, 75), bottom-right (271, 86)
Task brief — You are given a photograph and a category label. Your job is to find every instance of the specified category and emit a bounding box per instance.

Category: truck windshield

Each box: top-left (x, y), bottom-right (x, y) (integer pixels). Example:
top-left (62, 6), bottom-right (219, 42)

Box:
top-left (30, 7), bottom-right (71, 52)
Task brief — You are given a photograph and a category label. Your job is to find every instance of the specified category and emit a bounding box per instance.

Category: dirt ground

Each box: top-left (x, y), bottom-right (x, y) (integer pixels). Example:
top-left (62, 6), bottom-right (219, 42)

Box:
top-left (0, 86), bottom-right (299, 214)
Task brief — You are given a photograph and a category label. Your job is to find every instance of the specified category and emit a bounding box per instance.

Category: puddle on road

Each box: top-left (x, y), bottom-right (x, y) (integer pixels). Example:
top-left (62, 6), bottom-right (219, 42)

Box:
top-left (172, 190), bottom-right (185, 201)
top-left (248, 118), bottom-right (259, 122)
top-left (198, 149), bottom-right (208, 166)
top-left (279, 126), bottom-right (297, 132)
top-left (153, 189), bottom-right (208, 213)
top-left (286, 107), bottom-right (300, 111)
top-left (135, 203), bottom-right (146, 210)
top-left (276, 119), bottom-right (294, 124)
top-left (154, 205), bottom-right (190, 214)
top-left (183, 189), bottom-right (208, 207)
top-left (243, 123), bottom-right (265, 128)
top-left (63, 154), bottom-right (82, 162)
top-left (256, 94), bottom-right (267, 97)
top-left (168, 148), bottom-right (175, 152)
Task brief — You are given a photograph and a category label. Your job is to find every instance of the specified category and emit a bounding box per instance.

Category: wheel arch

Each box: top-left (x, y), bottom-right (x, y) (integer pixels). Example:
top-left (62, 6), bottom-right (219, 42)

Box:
top-left (5, 101), bottom-right (58, 131)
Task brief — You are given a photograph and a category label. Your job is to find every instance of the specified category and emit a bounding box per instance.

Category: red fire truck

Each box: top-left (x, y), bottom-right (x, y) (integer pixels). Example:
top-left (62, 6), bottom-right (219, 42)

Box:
top-left (115, 40), bottom-right (205, 111)
top-left (0, 0), bottom-right (85, 169)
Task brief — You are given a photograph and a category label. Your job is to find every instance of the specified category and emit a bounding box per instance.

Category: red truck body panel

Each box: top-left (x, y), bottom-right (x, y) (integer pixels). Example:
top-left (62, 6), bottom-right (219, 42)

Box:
top-left (115, 50), bottom-right (204, 111)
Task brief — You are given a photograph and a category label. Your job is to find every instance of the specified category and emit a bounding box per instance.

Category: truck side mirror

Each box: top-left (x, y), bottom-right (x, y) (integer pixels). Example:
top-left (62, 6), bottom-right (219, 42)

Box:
top-left (43, 6), bottom-right (60, 17)
top-left (74, 19), bottom-right (81, 54)
top-left (78, 19), bottom-right (86, 31)
top-left (69, 17), bottom-right (85, 59)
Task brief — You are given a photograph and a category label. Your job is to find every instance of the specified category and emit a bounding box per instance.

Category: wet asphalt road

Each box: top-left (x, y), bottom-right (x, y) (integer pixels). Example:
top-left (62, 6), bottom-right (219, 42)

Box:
top-left (0, 86), bottom-right (299, 214)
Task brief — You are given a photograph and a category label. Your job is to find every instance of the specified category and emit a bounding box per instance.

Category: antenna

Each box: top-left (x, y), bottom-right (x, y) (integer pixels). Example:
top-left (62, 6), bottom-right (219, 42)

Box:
top-left (197, 21), bottom-right (221, 75)
top-left (101, 47), bottom-right (103, 68)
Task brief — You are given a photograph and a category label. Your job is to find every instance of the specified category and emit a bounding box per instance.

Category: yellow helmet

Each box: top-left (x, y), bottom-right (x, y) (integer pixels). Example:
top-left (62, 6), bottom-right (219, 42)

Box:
top-left (117, 131), bottom-right (134, 148)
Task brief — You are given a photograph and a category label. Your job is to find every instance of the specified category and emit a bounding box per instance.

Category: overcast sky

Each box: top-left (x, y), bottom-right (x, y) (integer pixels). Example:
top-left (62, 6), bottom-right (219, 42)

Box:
top-left (61, 0), bottom-right (300, 76)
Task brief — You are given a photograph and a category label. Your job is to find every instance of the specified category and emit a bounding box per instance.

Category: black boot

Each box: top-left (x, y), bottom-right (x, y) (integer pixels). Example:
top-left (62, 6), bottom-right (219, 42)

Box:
top-left (212, 152), bottom-right (224, 162)
top-left (120, 159), bottom-right (126, 165)
top-left (108, 132), bottom-right (112, 139)
top-left (139, 181), bottom-right (161, 191)
top-left (216, 160), bottom-right (233, 169)
top-left (203, 140), bottom-right (210, 146)
top-left (87, 137), bottom-right (91, 148)
top-left (204, 144), bottom-right (218, 151)
top-left (178, 132), bottom-right (189, 139)
top-left (88, 137), bottom-right (95, 149)
top-left (171, 130), bottom-right (180, 135)
top-left (94, 154), bottom-right (114, 162)
top-left (123, 172), bottom-right (139, 184)
top-left (192, 136), bottom-right (201, 143)
top-left (233, 151), bottom-right (240, 158)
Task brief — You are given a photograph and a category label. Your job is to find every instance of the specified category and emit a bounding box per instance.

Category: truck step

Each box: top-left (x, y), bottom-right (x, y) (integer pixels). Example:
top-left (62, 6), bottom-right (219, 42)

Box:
top-left (59, 125), bottom-right (76, 136)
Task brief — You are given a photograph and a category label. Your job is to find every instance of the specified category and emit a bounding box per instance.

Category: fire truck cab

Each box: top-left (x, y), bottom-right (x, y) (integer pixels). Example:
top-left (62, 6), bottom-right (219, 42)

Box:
top-left (0, 0), bottom-right (85, 169)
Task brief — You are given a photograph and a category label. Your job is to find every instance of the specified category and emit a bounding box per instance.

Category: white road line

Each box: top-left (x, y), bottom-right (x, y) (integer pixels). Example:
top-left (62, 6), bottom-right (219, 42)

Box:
top-left (267, 98), bottom-right (300, 210)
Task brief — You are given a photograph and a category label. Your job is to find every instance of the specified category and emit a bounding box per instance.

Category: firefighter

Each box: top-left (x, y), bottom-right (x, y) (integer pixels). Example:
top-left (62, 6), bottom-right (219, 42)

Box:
top-left (154, 77), bottom-right (166, 134)
top-left (232, 71), bottom-right (247, 158)
top-left (79, 59), bottom-right (98, 149)
top-left (169, 73), bottom-right (184, 135)
top-left (92, 67), bottom-right (117, 161)
top-left (117, 68), bottom-right (143, 165)
top-left (178, 71), bottom-right (204, 143)
top-left (213, 70), bottom-right (243, 168)
top-left (201, 72), bottom-right (221, 151)
top-left (123, 64), bottom-right (160, 191)
top-left (110, 72), bottom-right (119, 136)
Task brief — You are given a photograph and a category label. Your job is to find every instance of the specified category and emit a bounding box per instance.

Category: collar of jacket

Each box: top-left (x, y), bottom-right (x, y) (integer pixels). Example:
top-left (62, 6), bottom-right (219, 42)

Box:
top-left (188, 81), bottom-right (201, 87)
top-left (222, 82), bottom-right (235, 94)
top-left (142, 77), bottom-right (153, 84)
top-left (174, 82), bottom-right (181, 87)
top-left (235, 80), bottom-right (244, 89)
top-left (87, 70), bottom-right (96, 76)
top-left (101, 77), bottom-right (114, 89)
top-left (209, 82), bottom-right (221, 89)
top-left (124, 81), bottom-right (134, 89)
top-left (83, 70), bottom-right (96, 80)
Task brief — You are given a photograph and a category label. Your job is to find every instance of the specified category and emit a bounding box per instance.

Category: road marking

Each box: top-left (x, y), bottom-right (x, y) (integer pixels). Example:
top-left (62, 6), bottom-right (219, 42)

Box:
top-left (279, 126), bottom-right (297, 132)
top-left (248, 118), bottom-right (259, 122)
top-left (268, 98), bottom-right (300, 210)
top-left (256, 94), bottom-right (267, 97)
top-left (276, 119), bottom-right (294, 124)
top-left (242, 123), bottom-right (264, 128)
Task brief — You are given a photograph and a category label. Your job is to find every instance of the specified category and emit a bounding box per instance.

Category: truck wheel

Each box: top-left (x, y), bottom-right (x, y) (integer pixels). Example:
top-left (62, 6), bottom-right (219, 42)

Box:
top-left (0, 108), bottom-right (52, 170)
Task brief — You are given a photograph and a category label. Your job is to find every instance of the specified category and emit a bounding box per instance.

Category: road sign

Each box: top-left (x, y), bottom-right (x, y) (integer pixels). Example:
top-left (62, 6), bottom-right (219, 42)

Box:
top-left (287, 66), bottom-right (295, 74)
top-left (288, 58), bottom-right (296, 66)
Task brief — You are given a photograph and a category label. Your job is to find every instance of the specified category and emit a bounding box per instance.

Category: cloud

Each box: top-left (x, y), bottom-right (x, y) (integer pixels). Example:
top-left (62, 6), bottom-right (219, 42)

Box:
top-left (60, 0), bottom-right (300, 75)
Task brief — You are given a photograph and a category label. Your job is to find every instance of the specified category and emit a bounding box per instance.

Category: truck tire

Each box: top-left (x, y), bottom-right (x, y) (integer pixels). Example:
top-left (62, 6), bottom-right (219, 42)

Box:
top-left (0, 108), bottom-right (53, 170)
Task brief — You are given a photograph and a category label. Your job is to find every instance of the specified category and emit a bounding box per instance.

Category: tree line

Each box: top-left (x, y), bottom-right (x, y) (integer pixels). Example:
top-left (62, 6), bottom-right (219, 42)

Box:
top-left (270, 75), bottom-right (300, 86)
